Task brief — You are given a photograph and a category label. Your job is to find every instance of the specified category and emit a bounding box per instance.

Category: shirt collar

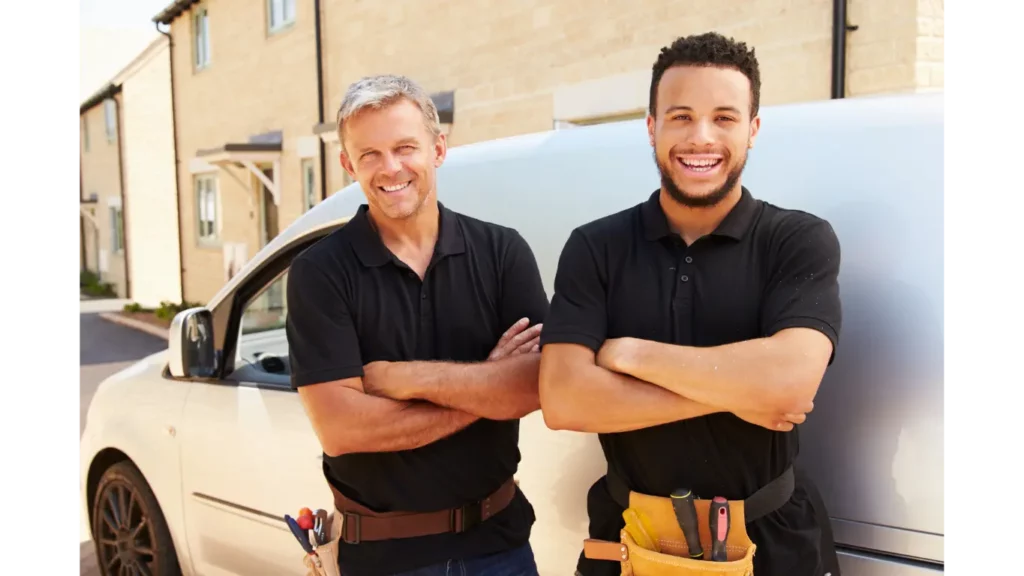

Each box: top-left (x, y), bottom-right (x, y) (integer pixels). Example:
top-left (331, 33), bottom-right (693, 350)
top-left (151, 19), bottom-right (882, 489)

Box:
top-left (350, 202), bottom-right (466, 268)
top-left (640, 186), bottom-right (759, 242)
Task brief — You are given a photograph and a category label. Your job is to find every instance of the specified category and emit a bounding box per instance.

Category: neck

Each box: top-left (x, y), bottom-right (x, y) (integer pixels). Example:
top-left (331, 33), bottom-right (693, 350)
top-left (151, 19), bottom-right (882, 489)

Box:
top-left (367, 195), bottom-right (440, 252)
top-left (660, 185), bottom-right (743, 244)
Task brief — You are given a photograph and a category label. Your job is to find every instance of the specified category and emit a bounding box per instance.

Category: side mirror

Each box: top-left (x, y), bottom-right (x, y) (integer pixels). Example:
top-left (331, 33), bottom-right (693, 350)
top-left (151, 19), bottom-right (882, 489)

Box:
top-left (168, 307), bottom-right (217, 378)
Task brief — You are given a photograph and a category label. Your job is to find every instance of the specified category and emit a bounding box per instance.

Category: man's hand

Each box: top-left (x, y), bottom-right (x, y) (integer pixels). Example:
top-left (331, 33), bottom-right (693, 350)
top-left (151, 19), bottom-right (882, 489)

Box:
top-left (361, 361), bottom-right (417, 401)
top-left (488, 317), bottom-right (543, 361)
top-left (733, 407), bottom-right (810, 432)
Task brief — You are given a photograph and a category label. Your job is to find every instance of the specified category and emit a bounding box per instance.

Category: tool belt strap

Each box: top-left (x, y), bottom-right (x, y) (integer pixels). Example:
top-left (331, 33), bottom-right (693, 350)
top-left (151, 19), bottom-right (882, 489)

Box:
top-left (605, 465), bottom-right (795, 524)
top-left (328, 477), bottom-right (517, 544)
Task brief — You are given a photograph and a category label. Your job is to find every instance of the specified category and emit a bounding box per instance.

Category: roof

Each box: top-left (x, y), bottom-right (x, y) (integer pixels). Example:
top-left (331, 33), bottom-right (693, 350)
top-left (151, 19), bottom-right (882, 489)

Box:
top-left (153, 0), bottom-right (200, 25)
top-left (80, 82), bottom-right (122, 114)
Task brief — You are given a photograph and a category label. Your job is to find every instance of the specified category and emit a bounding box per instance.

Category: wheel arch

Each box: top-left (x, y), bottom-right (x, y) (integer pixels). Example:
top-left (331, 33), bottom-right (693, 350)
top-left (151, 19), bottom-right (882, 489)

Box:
top-left (86, 447), bottom-right (133, 530)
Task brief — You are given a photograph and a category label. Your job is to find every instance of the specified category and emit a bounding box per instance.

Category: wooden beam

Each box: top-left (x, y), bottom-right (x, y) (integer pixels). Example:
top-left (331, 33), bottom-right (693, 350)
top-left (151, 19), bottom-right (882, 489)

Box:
top-left (241, 160), bottom-right (279, 205)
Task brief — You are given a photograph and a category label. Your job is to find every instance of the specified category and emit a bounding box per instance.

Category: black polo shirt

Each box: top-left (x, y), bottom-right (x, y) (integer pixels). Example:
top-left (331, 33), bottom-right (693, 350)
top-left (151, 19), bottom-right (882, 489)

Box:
top-left (540, 188), bottom-right (842, 576)
top-left (285, 202), bottom-right (549, 576)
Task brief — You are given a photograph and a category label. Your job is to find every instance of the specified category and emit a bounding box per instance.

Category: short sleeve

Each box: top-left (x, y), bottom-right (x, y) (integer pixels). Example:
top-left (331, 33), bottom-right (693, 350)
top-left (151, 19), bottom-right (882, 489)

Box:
top-left (499, 231), bottom-right (550, 329)
top-left (760, 217), bottom-right (843, 363)
top-left (538, 228), bottom-right (608, 353)
top-left (285, 256), bottom-right (365, 388)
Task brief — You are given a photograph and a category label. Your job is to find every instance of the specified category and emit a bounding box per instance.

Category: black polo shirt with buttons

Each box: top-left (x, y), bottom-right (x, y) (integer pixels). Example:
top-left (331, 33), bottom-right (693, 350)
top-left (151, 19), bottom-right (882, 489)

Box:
top-left (285, 202), bottom-right (549, 576)
top-left (540, 188), bottom-right (842, 576)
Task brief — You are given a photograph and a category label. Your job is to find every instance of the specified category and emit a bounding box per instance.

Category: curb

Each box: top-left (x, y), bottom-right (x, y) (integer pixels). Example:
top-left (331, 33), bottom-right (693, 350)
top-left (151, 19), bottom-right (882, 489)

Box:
top-left (98, 312), bottom-right (169, 340)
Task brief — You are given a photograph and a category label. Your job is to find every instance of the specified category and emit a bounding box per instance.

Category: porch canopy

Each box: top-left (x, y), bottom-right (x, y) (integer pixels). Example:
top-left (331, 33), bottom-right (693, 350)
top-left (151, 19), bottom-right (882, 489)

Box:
top-left (195, 134), bottom-right (282, 206)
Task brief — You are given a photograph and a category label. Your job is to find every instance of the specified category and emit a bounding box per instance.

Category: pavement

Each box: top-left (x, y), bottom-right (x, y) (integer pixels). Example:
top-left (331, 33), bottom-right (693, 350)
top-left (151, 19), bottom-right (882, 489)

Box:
top-left (80, 298), bottom-right (167, 576)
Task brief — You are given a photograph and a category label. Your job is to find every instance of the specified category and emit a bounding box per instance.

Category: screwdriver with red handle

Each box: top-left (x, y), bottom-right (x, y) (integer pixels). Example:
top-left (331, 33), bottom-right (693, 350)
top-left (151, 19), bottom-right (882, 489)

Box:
top-left (710, 497), bottom-right (730, 562)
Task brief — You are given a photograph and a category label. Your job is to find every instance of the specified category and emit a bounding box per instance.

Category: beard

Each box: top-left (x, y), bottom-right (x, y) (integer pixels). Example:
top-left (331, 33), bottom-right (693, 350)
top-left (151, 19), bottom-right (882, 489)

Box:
top-left (655, 148), bottom-right (748, 208)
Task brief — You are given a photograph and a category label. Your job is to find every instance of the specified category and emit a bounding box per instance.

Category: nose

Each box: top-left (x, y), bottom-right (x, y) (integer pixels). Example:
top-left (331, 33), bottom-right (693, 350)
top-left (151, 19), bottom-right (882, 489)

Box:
top-left (380, 152), bottom-right (402, 175)
top-left (688, 118), bottom-right (716, 147)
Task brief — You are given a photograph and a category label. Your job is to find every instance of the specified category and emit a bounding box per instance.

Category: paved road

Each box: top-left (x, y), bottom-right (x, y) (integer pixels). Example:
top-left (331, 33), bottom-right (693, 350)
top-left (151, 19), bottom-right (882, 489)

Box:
top-left (80, 300), bottom-right (167, 576)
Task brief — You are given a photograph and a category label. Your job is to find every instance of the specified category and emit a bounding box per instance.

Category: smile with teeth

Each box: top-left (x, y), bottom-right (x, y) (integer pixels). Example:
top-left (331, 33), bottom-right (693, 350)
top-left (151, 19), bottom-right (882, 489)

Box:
top-left (678, 157), bottom-right (723, 173)
top-left (380, 181), bottom-right (411, 193)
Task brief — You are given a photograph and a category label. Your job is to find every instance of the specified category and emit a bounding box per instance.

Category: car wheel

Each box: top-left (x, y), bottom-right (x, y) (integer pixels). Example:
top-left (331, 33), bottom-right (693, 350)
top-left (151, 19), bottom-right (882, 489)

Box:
top-left (92, 461), bottom-right (181, 576)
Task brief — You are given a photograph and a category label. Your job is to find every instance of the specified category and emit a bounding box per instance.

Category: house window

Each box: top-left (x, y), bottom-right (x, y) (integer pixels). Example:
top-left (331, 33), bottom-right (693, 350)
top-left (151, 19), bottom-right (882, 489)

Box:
top-left (268, 0), bottom-right (296, 33)
top-left (193, 6), bottom-right (211, 70)
top-left (104, 99), bottom-right (117, 142)
top-left (110, 206), bottom-right (125, 253)
top-left (82, 117), bottom-right (90, 152)
top-left (196, 175), bottom-right (218, 242)
top-left (302, 159), bottom-right (316, 211)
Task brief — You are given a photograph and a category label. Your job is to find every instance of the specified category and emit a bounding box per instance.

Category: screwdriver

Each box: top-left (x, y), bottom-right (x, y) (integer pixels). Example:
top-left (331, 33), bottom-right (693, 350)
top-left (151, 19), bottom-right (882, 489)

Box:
top-left (670, 488), bottom-right (703, 559)
top-left (709, 497), bottom-right (730, 562)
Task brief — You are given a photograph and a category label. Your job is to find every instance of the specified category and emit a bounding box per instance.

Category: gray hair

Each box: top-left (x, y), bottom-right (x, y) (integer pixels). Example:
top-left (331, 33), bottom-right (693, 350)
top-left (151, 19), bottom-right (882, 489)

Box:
top-left (335, 74), bottom-right (441, 154)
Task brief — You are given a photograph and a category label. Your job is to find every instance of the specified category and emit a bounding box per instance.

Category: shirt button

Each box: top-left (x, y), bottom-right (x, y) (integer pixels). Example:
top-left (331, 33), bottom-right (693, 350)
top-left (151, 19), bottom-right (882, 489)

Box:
top-left (681, 275), bottom-right (689, 282)
top-left (685, 256), bottom-right (693, 264)
top-left (421, 293), bottom-right (427, 299)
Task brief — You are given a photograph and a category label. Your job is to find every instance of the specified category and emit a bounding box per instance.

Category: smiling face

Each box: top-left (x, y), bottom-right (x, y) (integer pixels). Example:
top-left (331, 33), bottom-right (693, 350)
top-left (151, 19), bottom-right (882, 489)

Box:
top-left (647, 65), bottom-right (760, 208)
top-left (339, 97), bottom-right (446, 221)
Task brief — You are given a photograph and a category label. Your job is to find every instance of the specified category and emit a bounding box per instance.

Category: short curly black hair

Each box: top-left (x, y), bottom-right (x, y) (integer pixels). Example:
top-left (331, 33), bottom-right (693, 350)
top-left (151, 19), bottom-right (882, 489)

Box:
top-left (649, 32), bottom-right (761, 118)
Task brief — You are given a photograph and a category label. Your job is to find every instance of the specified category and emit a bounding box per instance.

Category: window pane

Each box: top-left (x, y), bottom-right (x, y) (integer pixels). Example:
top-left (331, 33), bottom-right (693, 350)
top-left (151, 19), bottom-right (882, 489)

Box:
top-left (271, 0), bottom-right (284, 28)
top-left (284, 0), bottom-right (295, 22)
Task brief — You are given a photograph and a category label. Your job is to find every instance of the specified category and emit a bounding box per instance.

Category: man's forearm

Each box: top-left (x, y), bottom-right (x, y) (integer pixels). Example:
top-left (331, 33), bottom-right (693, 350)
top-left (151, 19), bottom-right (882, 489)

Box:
top-left (301, 385), bottom-right (478, 457)
top-left (540, 361), bottom-right (722, 433)
top-left (607, 333), bottom-right (826, 414)
top-left (372, 354), bottom-right (541, 420)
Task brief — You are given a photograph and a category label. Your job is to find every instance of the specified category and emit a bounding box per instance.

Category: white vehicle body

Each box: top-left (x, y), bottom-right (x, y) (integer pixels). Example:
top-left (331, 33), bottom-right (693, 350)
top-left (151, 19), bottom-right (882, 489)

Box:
top-left (81, 91), bottom-right (943, 575)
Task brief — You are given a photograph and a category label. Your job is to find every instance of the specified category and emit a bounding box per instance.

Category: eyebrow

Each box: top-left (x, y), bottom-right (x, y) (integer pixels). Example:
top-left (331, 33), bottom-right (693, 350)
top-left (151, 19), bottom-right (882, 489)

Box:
top-left (357, 137), bottom-right (419, 155)
top-left (665, 105), bottom-right (743, 115)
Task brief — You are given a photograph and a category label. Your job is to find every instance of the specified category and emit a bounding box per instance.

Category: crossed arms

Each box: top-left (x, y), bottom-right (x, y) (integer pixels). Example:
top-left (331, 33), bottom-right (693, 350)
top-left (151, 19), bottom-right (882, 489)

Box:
top-left (538, 220), bottom-right (842, 434)
top-left (287, 232), bottom-right (549, 458)
top-left (298, 319), bottom-right (543, 457)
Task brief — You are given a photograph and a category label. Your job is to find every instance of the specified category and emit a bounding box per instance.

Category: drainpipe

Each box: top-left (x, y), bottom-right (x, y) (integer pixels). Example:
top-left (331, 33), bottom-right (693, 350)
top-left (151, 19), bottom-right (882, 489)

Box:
top-left (831, 0), bottom-right (858, 98)
top-left (314, 0), bottom-right (328, 201)
top-left (157, 21), bottom-right (186, 303)
top-left (114, 94), bottom-right (132, 300)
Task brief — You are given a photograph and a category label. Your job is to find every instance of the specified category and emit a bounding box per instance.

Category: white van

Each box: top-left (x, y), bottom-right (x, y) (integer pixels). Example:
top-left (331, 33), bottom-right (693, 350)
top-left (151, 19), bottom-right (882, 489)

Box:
top-left (80, 91), bottom-right (943, 576)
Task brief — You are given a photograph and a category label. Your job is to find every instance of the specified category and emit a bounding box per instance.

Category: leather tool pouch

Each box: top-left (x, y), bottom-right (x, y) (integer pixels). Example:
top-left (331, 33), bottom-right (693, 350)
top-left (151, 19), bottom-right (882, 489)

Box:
top-left (583, 467), bottom-right (795, 576)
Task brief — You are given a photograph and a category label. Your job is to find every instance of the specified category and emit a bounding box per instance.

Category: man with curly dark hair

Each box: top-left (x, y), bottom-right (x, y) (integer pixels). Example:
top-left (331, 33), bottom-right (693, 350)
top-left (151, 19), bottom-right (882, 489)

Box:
top-left (539, 32), bottom-right (843, 576)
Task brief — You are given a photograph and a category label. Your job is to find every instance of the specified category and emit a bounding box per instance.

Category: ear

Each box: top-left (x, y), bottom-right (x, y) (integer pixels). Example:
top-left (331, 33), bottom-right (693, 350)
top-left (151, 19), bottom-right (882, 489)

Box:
top-left (748, 115), bottom-right (761, 149)
top-left (339, 151), bottom-right (356, 180)
top-left (646, 113), bottom-right (656, 148)
top-left (433, 132), bottom-right (448, 168)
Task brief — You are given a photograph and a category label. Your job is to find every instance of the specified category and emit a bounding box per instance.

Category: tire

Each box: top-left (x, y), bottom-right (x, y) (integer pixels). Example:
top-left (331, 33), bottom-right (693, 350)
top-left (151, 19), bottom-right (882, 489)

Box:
top-left (92, 461), bottom-right (182, 576)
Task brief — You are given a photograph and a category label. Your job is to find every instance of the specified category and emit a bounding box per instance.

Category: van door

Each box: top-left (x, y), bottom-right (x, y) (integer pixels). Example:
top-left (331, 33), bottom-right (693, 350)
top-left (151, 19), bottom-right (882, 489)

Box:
top-left (178, 269), bottom-right (334, 576)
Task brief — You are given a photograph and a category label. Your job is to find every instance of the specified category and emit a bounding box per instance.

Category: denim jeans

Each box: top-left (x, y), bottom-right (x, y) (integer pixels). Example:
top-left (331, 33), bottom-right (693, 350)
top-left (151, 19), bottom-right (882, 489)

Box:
top-left (393, 543), bottom-right (539, 576)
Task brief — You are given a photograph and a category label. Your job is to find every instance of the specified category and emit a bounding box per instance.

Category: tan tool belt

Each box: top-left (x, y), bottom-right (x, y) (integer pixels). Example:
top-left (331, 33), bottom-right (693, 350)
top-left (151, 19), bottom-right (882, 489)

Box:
top-left (583, 467), bottom-right (795, 576)
top-left (328, 477), bottom-right (518, 544)
top-left (302, 510), bottom-right (343, 576)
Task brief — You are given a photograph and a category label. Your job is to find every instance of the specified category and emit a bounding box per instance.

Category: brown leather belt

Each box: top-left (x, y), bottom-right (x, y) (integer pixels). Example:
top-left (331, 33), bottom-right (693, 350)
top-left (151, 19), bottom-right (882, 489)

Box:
top-left (328, 478), bottom-right (518, 544)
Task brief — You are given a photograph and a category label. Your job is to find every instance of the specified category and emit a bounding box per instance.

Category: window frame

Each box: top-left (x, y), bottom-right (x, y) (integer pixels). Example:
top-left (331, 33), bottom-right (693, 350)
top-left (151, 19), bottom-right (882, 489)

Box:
top-left (110, 205), bottom-right (125, 254)
top-left (82, 116), bottom-right (90, 152)
top-left (104, 99), bottom-right (117, 142)
top-left (302, 158), bottom-right (316, 211)
top-left (193, 6), bottom-right (211, 71)
top-left (266, 0), bottom-right (296, 34)
top-left (162, 223), bottom-right (344, 389)
top-left (195, 174), bottom-right (219, 245)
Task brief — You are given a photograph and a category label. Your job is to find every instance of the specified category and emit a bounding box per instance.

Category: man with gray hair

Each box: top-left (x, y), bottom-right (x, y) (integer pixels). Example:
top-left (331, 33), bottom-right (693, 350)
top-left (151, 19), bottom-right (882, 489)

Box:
top-left (286, 74), bottom-right (547, 575)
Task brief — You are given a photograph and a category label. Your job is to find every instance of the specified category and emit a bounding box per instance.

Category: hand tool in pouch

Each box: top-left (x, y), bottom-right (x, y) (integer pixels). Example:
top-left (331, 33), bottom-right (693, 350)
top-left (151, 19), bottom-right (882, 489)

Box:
top-left (314, 509), bottom-right (329, 546)
top-left (622, 508), bottom-right (661, 552)
top-left (285, 514), bottom-right (314, 555)
top-left (670, 488), bottom-right (704, 559)
top-left (709, 497), bottom-right (730, 562)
